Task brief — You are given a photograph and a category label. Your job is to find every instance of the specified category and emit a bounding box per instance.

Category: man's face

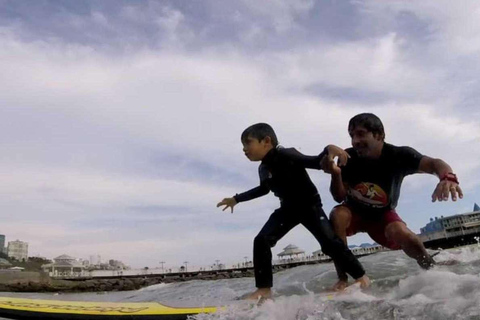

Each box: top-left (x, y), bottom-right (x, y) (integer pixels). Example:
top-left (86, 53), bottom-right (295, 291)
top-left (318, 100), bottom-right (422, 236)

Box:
top-left (349, 126), bottom-right (383, 158)
top-left (242, 136), bottom-right (270, 161)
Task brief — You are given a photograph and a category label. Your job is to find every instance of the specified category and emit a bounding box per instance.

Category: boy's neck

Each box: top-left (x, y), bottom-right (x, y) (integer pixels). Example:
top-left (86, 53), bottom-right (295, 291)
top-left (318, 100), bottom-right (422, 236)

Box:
top-left (260, 145), bottom-right (275, 161)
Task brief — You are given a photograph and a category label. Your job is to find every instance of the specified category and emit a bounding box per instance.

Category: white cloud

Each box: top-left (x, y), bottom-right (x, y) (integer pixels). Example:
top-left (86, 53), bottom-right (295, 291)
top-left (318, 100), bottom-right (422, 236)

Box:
top-left (240, 0), bottom-right (314, 33)
top-left (262, 32), bottom-right (444, 102)
top-left (358, 0), bottom-right (480, 56)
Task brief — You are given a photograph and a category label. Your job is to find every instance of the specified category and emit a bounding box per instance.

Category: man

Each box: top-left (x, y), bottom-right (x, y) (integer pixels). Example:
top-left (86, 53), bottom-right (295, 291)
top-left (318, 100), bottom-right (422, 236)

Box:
top-left (323, 113), bottom-right (463, 291)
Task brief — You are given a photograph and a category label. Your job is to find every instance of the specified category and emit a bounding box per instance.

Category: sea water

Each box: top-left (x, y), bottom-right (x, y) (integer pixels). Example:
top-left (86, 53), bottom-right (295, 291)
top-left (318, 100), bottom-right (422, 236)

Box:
top-left (1, 246), bottom-right (480, 320)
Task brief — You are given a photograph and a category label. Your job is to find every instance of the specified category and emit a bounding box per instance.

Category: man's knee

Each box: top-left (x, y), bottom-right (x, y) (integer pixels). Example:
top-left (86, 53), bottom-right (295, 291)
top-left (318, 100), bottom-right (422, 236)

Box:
top-left (385, 222), bottom-right (416, 244)
top-left (329, 206), bottom-right (352, 229)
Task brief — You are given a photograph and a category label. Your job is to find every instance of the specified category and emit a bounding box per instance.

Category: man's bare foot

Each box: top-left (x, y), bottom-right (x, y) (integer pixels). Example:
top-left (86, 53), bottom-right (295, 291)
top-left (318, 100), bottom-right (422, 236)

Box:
top-left (354, 275), bottom-right (371, 289)
top-left (330, 280), bottom-right (348, 292)
top-left (244, 288), bottom-right (272, 300)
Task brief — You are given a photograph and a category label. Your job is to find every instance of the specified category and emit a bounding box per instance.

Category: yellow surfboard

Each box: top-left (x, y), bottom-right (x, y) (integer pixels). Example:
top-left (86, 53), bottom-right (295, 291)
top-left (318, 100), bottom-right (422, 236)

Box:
top-left (0, 296), bottom-right (218, 319)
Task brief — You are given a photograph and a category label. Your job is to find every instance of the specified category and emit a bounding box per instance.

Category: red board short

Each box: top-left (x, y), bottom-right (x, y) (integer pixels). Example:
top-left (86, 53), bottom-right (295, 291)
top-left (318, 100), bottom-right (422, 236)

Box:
top-left (335, 204), bottom-right (405, 250)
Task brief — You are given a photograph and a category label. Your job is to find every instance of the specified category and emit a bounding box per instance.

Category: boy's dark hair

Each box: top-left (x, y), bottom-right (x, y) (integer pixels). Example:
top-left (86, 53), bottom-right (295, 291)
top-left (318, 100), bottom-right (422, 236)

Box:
top-left (348, 113), bottom-right (385, 140)
top-left (241, 123), bottom-right (278, 147)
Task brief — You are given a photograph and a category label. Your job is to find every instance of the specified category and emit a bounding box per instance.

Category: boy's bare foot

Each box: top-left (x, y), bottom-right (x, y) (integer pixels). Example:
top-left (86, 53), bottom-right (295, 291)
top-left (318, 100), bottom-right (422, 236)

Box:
top-left (354, 275), bottom-right (371, 289)
top-left (244, 288), bottom-right (272, 300)
top-left (330, 280), bottom-right (348, 292)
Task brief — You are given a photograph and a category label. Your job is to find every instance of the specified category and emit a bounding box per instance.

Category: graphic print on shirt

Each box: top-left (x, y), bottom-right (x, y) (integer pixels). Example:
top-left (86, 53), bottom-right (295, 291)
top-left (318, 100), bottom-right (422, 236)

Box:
top-left (348, 182), bottom-right (388, 208)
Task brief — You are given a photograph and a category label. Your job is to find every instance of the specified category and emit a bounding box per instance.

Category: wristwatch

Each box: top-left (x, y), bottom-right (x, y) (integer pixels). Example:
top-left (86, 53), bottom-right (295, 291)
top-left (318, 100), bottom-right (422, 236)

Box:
top-left (441, 172), bottom-right (459, 184)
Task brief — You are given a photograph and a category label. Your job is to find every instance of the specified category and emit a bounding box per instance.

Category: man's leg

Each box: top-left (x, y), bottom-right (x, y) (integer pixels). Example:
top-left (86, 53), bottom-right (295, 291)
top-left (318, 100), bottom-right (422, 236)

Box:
top-left (304, 204), bottom-right (369, 290)
top-left (384, 221), bottom-right (435, 269)
top-left (329, 205), bottom-right (353, 244)
top-left (248, 207), bottom-right (298, 299)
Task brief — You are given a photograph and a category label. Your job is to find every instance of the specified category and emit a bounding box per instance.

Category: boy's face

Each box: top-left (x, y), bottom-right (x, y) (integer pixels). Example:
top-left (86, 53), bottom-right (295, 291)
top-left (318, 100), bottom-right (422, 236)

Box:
top-left (242, 136), bottom-right (272, 161)
top-left (349, 126), bottom-right (383, 158)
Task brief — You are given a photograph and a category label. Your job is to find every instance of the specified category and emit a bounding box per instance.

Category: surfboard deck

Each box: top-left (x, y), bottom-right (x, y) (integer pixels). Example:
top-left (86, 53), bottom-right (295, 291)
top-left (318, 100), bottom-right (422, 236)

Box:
top-left (0, 297), bottom-right (218, 320)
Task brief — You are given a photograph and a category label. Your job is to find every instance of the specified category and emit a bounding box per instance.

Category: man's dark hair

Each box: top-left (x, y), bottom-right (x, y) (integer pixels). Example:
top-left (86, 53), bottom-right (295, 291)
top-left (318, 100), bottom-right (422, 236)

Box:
top-left (348, 113), bottom-right (385, 140)
top-left (241, 123), bottom-right (278, 147)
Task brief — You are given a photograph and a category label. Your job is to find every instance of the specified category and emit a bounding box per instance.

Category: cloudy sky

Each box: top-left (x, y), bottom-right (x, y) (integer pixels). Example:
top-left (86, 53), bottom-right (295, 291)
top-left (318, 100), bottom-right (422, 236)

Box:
top-left (1, 0), bottom-right (479, 270)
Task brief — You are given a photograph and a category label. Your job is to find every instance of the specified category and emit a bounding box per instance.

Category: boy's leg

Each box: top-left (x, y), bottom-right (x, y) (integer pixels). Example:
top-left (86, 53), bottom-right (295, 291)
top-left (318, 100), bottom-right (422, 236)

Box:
top-left (303, 204), bottom-right (367, 287)
top-left (250, 207), bottom-right (299, 297)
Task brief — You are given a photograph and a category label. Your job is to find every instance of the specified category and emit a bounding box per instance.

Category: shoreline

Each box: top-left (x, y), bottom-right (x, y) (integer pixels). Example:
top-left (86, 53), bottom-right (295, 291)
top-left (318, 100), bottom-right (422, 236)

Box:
top-left (0, 269), bottom-right (255, 293)
top-left (0, 259), bottom-right (328, 293)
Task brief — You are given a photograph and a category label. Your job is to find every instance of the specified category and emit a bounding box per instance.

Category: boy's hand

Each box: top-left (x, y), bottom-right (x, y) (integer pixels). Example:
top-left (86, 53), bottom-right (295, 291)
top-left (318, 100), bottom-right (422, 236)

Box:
top-left (321, 145), bottom-right (349, 175)
top-left (216, 197), bottom-right (237, 213)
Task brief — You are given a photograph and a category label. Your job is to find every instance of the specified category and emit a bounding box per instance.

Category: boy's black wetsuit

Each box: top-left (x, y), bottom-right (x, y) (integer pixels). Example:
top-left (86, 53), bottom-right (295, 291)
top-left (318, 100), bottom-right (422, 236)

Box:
top-left (233, 146), bottom-right (365, 288)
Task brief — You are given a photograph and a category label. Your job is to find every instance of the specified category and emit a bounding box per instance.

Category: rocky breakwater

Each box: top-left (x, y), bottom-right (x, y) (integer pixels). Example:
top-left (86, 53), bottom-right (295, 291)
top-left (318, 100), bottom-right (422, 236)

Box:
top-left (0, 268), bottom-right (256, 293)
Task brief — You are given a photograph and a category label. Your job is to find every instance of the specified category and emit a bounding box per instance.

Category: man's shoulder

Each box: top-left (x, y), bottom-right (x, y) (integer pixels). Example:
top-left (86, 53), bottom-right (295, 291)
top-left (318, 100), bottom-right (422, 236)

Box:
top-left (345, 147), bottom-right (356, 155)
top-left (384, 142), bottom-right (409, 150)
top-left (383, 143), bottom-right (421, 157)
top-left (344, 147), bottom-right (358, 162)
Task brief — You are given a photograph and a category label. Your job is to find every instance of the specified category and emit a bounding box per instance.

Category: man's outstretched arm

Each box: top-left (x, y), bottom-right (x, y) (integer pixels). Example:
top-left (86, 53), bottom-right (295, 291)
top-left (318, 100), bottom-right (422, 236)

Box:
top-left (330, 171), bottom-right (348, 203)
top-left (418, 156), bottom-right (463, 202)
top-left (320, 152), bottom-right (349, 203)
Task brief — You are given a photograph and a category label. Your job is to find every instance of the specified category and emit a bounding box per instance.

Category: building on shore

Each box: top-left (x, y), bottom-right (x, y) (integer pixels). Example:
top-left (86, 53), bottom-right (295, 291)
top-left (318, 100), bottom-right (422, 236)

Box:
top-left (312, 243), bottom-right (386, 261)
top-left (42, 254), bottom-right (85, 277)
top-left (0, 258), bottom-right (12, 269)
top-left (419, 203), bottom-right (480, 249)
top-left (89, 254), bottom-right (101, 265)
top-left (311, 249), bottom-right (331, 261)
top-left (349, 243), bottom-right (387, 256)
top-left (277, 244), bottom-right (305, 260)
top-left (0, 235), bottom-right (5, 255)
top-left (7, 240), bottom-right (28, 261)
top-left (44, 255), bottom-right (130, 278)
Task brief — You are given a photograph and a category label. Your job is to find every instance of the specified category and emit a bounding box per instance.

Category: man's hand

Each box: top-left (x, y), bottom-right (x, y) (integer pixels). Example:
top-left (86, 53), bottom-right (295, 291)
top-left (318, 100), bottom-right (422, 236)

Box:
top-left (216, 197), bottom-right (237, 213)
top-left (432, 180), bottom-right (463, 202)
top-left (321, 145), bottom-right (349, 175)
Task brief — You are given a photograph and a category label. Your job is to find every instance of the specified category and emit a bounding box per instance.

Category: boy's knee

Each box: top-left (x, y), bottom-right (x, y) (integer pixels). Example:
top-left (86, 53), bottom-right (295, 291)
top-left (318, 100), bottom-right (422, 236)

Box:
top-left (319, 243), bottom-right (336, 257)
top-left (321, 238), bottom-right (351, 259)
top-left (254, 234), bottom-right (277, 248)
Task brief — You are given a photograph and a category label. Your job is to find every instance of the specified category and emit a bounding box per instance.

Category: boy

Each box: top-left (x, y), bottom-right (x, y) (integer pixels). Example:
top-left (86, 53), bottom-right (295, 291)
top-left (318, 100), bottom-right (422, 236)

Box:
top-left (323, 113), bottom-right (463, 291)
top-left (217, 123), bottom-right (369, 300)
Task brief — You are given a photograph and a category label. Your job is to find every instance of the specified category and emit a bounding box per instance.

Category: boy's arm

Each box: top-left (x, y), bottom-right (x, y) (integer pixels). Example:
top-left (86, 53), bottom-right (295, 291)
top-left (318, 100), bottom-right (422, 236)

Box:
top-left (279, 145), bottom-right (349, 170)
top-left (233, 185), bottom-right (270, 203)
top-left (418, 156), bottom-right (463, 202)
top-left (217, 185), bottom-right (269, 213)
top-left (218, 164), bottom-right (271, 213)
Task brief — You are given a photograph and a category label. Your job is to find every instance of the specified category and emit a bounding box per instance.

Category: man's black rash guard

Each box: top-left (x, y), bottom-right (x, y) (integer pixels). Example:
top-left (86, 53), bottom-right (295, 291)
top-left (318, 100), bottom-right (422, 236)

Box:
top-left (233, 146), bottom-right (327, 205)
